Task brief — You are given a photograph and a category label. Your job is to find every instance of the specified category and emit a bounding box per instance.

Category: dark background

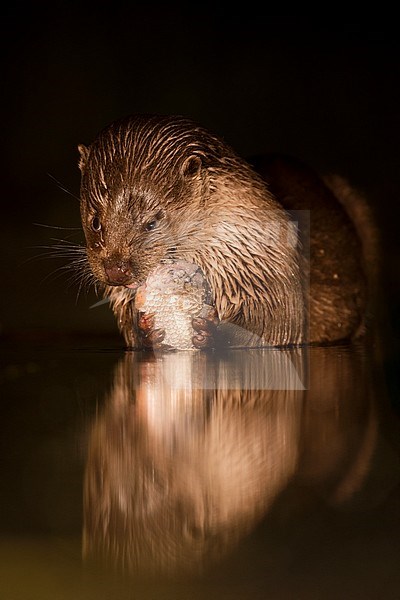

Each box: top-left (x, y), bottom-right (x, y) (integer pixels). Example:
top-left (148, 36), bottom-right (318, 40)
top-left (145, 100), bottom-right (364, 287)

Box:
top-left (1, 12), bottom-right (399, 597)
top-left (1, 8), bottom-right (399, 348)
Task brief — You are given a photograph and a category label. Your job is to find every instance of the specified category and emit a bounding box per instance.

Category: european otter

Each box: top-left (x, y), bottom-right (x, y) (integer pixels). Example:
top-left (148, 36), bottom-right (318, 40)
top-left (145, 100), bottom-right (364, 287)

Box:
top-left (78, 114), bottom-right (377, 348)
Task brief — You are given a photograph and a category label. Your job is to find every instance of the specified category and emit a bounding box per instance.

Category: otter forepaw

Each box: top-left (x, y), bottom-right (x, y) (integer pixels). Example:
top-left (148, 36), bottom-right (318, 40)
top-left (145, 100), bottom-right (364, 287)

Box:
top-left (138, 313), bottom-right (166, 350)
top-left (192, 306), bottom-right (219, 350)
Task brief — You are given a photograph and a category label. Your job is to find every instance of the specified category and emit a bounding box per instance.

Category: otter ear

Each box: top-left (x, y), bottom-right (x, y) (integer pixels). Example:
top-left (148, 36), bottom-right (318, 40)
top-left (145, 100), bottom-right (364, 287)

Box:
top-left (78, 144), bottom-right (89, 172)
top-left (180, 154), bottom-right (203, 178)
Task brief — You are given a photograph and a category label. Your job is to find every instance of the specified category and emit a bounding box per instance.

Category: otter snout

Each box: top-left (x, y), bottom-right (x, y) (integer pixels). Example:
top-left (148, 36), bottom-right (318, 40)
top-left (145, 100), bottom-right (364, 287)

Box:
top-left (103, 257), bottom-right (135, 286)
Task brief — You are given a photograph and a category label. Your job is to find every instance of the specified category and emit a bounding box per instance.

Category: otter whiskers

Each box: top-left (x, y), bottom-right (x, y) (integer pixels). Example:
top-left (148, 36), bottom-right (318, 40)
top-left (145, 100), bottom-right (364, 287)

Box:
top-left (29, 229), bottom-right (100, 303)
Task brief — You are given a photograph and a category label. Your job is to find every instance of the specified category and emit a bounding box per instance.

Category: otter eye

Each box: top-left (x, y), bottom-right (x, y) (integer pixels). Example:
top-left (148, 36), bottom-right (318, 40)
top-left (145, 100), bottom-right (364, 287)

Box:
top-left (145, 220), bottom-right (157, 232)
top-left (144, 211), bottom-right (164, 232)
top-left (91, 216), bottom-right (102, 232)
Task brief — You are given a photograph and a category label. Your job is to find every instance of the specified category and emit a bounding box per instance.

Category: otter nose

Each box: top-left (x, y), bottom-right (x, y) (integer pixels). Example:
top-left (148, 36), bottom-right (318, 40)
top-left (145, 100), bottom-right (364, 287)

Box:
top-left (103, 257), bottom-right (133, 285)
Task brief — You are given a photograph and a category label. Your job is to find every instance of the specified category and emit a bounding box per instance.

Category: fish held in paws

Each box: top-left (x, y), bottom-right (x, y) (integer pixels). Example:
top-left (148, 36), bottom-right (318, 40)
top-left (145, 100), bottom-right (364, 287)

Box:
top-left (135, 260), bottom-right (215, 350)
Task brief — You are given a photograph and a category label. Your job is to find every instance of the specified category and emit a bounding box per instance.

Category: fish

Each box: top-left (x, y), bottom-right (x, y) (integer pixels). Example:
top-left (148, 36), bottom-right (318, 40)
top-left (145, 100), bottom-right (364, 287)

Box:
top-left (135, 260), bottom-right (214, 350)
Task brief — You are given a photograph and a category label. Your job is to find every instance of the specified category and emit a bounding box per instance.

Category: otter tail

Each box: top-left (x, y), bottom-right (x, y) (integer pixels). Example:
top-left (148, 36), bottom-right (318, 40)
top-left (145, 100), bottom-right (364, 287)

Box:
top-left (322, 174), bottom-right (381, 338)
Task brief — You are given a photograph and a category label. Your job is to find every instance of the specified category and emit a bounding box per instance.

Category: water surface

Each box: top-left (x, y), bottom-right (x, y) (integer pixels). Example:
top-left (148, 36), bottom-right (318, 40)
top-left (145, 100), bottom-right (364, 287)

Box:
top-left (1, 338), bottom-right (399, 599)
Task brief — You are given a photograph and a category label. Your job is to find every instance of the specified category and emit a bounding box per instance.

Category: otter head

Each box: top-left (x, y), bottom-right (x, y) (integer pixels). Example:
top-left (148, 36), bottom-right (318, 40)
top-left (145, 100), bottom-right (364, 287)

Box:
top-left (78, 115), bottom-right (214, 289)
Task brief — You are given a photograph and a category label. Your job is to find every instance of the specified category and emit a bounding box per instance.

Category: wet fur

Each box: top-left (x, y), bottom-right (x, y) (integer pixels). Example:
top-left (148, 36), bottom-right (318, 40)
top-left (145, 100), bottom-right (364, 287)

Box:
top-left (78, 115), bottom-right (375, 347)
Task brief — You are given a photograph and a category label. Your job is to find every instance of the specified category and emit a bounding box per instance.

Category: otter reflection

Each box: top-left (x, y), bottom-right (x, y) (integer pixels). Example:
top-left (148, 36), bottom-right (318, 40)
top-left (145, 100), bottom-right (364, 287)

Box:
top-left (83, 346), bottom-right (377, 576)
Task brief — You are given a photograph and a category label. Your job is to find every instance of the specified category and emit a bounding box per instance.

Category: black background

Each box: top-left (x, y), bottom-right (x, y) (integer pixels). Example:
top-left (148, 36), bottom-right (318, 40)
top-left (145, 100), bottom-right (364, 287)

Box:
top-left (1, 7), bottom-right (399, 347)
top-left (1, 12), bottom-right (399, 596)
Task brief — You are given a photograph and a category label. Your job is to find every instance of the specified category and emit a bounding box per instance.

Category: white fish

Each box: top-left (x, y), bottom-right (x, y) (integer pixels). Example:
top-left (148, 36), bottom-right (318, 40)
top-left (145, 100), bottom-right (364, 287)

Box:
top-left (135, 260), bottom-right (213, 350)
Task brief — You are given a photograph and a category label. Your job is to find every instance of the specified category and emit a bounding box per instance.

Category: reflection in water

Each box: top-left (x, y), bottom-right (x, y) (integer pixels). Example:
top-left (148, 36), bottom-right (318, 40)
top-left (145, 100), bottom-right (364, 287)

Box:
top-left (298, 345), bottom-right (378, 506)
top-left (83, 345), bottom-right (377, 577)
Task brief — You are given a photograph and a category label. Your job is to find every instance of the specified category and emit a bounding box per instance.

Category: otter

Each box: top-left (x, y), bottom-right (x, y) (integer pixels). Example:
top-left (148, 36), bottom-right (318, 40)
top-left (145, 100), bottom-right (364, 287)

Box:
top-left (78, 114), bottom-right (378, 349)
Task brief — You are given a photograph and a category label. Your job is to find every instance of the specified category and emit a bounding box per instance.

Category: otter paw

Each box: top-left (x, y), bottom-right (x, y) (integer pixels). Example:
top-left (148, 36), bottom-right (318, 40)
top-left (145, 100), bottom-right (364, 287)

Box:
top-left (192, 307), bottom-right (219, 350)
top-left (138, 313), bottom-right (166, 350)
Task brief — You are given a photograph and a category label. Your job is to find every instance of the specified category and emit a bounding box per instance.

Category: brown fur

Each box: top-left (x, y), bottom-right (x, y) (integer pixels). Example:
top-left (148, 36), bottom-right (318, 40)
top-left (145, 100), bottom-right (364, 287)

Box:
top-left (78, 114), bottom-right (375, 347)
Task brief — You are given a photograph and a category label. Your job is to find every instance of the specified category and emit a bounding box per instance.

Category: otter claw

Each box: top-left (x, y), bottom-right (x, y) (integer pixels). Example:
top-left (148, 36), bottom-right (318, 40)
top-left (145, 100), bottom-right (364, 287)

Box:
top-left (192, 317), bottom-right (208, 332)
top-left (140, 327), bottom-right (166, 349)
top-left (138, 312), bottom-right (155, 334)
top-left (192, 308), bottom-right (219, 349)
top-left (138, 312), bottom-right (166, 349)
top-left (192, 331), bottom-right (213, 349)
